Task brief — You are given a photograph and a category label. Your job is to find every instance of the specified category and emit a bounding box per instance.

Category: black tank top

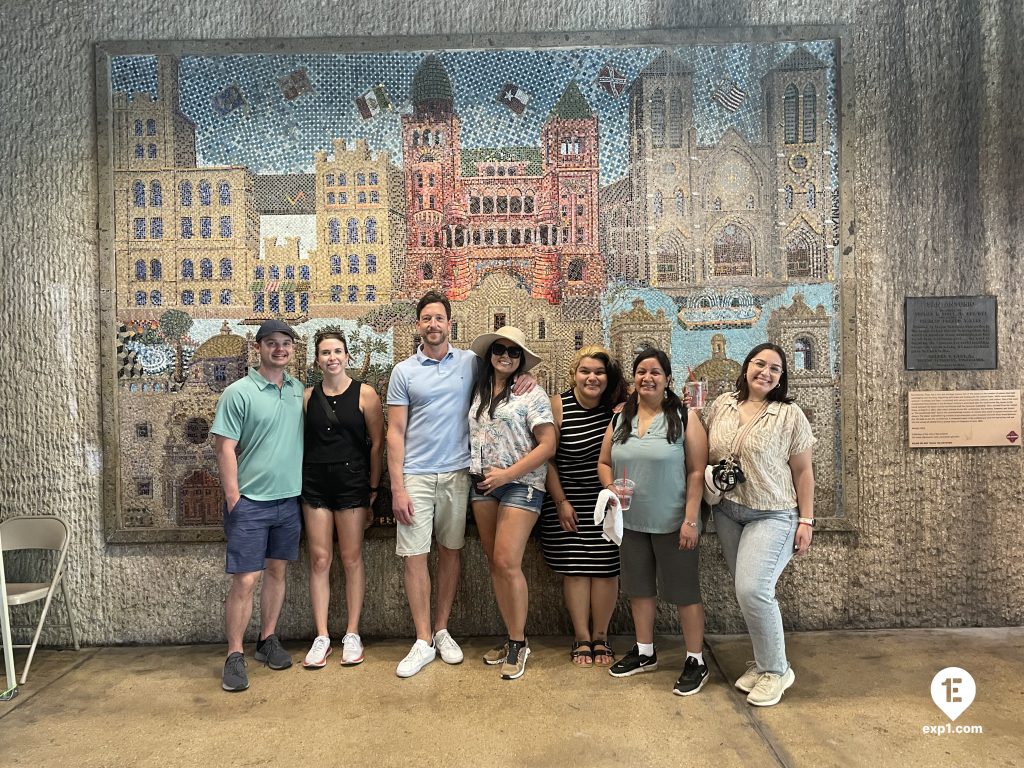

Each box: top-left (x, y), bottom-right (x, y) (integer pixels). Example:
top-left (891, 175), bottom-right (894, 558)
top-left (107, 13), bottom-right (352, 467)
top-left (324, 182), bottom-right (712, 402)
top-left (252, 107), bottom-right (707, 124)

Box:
top-left (304, 380), bottom-right (369, 466)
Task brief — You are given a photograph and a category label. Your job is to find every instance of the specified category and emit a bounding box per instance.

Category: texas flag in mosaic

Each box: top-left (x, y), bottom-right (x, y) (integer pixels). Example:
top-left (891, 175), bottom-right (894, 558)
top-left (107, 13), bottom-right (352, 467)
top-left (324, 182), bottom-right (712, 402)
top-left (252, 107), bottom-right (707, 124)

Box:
top-left (596, 64), bottom-right (628, 97)
top-left (497, 83), bottom-right (531, 115)
top-left (355, 84), bottom-right (392, 119)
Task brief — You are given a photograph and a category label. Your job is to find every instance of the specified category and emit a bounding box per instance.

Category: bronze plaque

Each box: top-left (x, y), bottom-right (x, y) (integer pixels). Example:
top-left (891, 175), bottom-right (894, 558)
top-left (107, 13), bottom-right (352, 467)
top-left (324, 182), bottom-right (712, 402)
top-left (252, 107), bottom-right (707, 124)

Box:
top-left (905, 296), bottom-right (997, 370)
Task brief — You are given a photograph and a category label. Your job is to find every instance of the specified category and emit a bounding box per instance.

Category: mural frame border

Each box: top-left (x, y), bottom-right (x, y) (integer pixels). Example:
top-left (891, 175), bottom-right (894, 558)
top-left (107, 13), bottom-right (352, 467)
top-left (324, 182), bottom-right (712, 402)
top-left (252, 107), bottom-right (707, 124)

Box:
top-left (95, 25), bottom-right (858, 544)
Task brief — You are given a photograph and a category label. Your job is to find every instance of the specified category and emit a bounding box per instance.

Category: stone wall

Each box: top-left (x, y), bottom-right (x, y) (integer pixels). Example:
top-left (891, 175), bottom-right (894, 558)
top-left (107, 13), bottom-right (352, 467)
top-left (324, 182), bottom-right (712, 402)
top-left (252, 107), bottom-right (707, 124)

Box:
top-left (1, 0), bottom-right (1021, 644)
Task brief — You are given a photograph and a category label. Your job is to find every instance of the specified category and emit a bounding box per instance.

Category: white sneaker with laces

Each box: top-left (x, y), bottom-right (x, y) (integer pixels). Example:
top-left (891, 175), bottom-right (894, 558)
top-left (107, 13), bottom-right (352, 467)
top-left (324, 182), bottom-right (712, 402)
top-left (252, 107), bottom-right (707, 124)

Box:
top-left (433, 629), bottom-right (464, 664)
top-left (302, 635), bottom-right (332, 669)
top-left (735, 660), bottom-right (761, 693)
top-left (341, 632), bottom-right (364, 666)
top-left (747, 667), bottom-right (796, 707)
top-left (396, 639), bottom-right (436, 678)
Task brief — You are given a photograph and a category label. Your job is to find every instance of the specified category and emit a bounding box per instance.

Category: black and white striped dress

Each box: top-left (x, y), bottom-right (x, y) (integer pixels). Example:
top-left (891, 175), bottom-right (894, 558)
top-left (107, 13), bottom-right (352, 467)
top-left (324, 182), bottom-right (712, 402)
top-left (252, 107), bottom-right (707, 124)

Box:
top-left (539, 389), bottom-right (620, 577)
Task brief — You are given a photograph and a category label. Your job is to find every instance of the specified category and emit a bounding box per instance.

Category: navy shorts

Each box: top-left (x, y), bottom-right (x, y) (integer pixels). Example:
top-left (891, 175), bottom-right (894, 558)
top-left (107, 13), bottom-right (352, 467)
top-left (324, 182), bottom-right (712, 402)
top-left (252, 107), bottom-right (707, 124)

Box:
top-left (224, 496), bottom-right (302, 574)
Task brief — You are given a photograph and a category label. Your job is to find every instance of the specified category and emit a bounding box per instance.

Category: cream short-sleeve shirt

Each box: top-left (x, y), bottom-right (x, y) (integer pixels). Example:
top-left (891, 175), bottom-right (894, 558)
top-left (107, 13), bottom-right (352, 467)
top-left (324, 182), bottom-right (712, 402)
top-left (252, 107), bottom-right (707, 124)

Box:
top-left (705, 392), bottom-right (815, 511)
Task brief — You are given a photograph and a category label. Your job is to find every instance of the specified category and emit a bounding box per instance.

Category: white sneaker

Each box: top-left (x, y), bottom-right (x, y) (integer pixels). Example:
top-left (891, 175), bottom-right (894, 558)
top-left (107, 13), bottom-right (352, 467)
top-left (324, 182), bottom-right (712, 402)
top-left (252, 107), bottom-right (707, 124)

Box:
top-left (341, 632), bottom-right (364, 666)
top-left (747, 667), bottom-right (796, 707)
top-left (302, 635), bottom-right (332, 669)
top-left (735, 660), bottom-right (760, 693)
top-left (433, 629), bottom-right (464, 665)
top-left (396, 639), bottom-right (436, 678)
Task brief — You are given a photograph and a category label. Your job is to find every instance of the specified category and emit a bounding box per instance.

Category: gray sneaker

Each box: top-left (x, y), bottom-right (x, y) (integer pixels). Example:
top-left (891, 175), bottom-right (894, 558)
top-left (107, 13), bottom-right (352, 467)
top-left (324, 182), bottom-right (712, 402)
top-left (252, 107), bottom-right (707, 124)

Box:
top-left (735, 660), bottom-right (760, 693)
top-left (222, 652), bottom-right (249, 692)
top-left (483, 642), bottom-right (508, 665)
top-left (747, 667), bottom-right (796, 707)
top-left (500, 640), bottom-right (530, 680)
top-left (254, 634), bottom-right (292, 670)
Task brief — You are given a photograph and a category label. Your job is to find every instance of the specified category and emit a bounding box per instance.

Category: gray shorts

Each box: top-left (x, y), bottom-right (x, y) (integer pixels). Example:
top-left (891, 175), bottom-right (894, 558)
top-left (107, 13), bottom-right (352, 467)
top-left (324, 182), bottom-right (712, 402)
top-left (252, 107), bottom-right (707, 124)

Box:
top-left (619, 528), bottom-right (701, 606)
top-left (395, 470), bottom-right (471, 556)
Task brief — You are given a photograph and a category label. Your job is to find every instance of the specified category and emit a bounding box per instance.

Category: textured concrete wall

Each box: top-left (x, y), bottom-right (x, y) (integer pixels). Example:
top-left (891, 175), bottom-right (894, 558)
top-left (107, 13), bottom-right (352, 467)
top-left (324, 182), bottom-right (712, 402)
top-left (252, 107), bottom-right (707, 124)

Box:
top-left (1, 0), bottom-right (1021, 645)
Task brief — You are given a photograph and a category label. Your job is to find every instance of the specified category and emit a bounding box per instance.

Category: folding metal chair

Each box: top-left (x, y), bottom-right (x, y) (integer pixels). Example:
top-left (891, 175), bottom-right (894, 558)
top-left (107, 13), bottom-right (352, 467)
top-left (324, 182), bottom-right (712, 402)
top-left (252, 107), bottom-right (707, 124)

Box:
top-left (0, 515), bottom-right (80, 684)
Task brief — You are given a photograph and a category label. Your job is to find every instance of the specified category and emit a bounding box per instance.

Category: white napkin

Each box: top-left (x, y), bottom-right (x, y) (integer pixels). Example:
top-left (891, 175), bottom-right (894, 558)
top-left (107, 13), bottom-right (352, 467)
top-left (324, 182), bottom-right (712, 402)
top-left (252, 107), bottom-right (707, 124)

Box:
top-left (593, 489), bottom-right (623, 546)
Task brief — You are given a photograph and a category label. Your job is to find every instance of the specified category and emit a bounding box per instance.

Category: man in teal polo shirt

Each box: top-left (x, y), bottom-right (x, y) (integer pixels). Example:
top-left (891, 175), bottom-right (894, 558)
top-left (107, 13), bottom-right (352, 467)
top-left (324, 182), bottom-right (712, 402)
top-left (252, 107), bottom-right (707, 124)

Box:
top-left (212, 319), bottom-right (304, 692)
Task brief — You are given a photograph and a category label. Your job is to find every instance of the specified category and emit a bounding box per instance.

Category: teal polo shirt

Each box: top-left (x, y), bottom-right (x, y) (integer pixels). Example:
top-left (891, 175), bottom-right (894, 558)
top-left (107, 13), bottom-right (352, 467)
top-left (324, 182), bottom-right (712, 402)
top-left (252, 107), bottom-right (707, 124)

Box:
top-left (211, 368), bottom-right (304, 500)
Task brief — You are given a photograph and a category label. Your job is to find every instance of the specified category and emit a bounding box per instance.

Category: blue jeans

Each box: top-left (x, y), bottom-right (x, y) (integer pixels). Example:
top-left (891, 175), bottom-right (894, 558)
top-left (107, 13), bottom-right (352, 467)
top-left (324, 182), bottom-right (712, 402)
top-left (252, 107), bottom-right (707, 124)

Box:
top-left (715, 498), bottom-right (797, 675)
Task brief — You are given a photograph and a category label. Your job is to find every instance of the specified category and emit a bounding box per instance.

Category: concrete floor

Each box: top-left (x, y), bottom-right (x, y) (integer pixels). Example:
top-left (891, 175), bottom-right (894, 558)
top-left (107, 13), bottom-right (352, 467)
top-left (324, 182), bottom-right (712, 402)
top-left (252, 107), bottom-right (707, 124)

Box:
top-left (1, 628), bottom-right (1021, 767)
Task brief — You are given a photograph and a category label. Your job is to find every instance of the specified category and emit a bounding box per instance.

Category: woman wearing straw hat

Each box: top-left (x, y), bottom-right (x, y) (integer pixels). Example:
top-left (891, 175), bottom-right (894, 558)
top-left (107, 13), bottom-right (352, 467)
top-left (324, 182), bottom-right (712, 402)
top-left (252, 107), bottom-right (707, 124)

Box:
top-left (597, 347), bottom-right (710, 697)
top-left (468, 326), bottom-right (556, 680)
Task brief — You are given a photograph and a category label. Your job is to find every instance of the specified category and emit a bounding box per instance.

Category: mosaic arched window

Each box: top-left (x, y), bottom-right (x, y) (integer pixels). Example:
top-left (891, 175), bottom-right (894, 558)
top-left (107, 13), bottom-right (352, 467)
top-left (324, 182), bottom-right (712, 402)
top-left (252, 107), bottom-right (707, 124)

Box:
top-left (802, 84), bottom-right (817, 143)
top-left (180, 217), bottom-right (192, 239)
top-left (219, 216), bottom-right (232, 238)
top-left (220, 258), bottom-right (232, 279)
top-left (784, 84), bottom-right (799, 144)
top-left (150, 290), bottom-right (162, 306)
top-left (253, 293), bottom-right (265, 312)
top-left (328, 218), bottom-right (340, 244)
top-left (135, 259), bottom-right (146, 281)
top-left (269, 292), bottom-right (279, 313)
top-left (219, 289), bottom-right (231, 305)
top-left (652, 190), bottom-right (663, 223)
top-left (331, 255), bottom-right (341, 274)
top-left (284, 293), bottom-right (295, 313)
top-left (134, 144), bottom-right (144, 159)
top-left (182, 290), bottom-right (194, 306)
top-left (369, 172), bottom-right (378, 185)
top-left (421, 263), bottom-right (434, 281)
top-left (806, 183), bottom-right (816, 209)
top-left (785, 185), bottom-right (794, 209)
top-left (133, 181), bottom-right (145, 207)
top-left (347, 285), bottom-right (358, 302)
top-left (348, 254), bottom-right (359, 274)
top-left (198, 180), bottom-right (211, 205)
top-left (147, 144), bottom-right (157, 159)
top-left (218, 181), bottom-right (231, 205)
top-left (357, 173), bottom-right (366, 185)
top-left (786, 234), bottom-right (812, 278)
top-left (567, 259), bottom-right (584, 282)
top-left (669, 90), bottom-right (684, 148)
top-left (200, 258), bottom-right (213, 279)
top-left (338, 173), bottom-right (347, 186)
top-left (199, 289), bottom-right (212, 305)
top-left (650, 89), bottom-right (666, 149)
top-left (134, 120), bottom-right (143, 136)
top-left (367, 254), bottom-right (377, 274)
top-left (180, 181), bottom-right (192, 207)
top-left (794, 337), bottom-right (814, 370)
top-left (284, 265), bottom-right (294, 280)
top-left (181, 259), bottom-right (194, 279)
top-left (254, 265), bottom-right (264, 279)
top-left (365, 285), bottom-right (377, 302)
top-left (150, 259), bottom-right (162, 280)
top-left (269, 265), bottom-right (279, 280)
top-left (146, 119), bottom-right (157, 135)
top-left (150, 218), bottom-right (163, 239)
top-left (523, 194), bottom-right (535, 214)
top-left (325, 173), bottom-right (334, 186)
top-left (300, 265), bottom-right (310, 281)
top-left (150, 181), bottom-right (162, 207)
top-left (300, 293), bottom-right (308, 313)
top-left (347, 218), bottom-right (359, 244)
top-left (712, 224), bottom-right (752, 277)
top-left (135, 291), bottom-right (146, 306)
top-left (675, 190), bottom-right (685, 217)
top-left (331, 285), bottom-right (341, 303)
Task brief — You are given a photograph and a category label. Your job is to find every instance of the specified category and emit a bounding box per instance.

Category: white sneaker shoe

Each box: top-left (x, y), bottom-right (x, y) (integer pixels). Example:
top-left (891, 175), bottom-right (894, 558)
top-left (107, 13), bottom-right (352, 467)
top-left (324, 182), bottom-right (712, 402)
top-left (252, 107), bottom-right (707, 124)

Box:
top-left (747, 667), bottom-right (796, 707)
top-left (302, 635), bottom-right (332, 669)
top-left (735, 660), bottom-right (761, 693)
top-left (433, 629), bottom-right (464, 664)
top-left (341, 632), bottom-right (364, 666)
top-left (396, 639), bottom-right (436, 678)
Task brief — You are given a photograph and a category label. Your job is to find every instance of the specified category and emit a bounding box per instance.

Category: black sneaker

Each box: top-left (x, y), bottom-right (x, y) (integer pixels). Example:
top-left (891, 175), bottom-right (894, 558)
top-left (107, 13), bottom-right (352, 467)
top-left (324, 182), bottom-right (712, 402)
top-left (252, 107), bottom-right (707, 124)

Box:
top-left (254, 634), bottom-right (292, 670)
top-left (608, 644), bottom-right (658, 677)
top-left (222, 652), bottom-right (249, 692)
top-left (673, 656), bottom-right (709, 696)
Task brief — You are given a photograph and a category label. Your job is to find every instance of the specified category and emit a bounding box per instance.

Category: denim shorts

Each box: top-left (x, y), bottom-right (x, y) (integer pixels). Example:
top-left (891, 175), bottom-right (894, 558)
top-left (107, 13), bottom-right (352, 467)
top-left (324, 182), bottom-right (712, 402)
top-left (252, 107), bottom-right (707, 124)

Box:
top-left (223, 496), bottom-right (302, 574)
top-left (470, 481), bottom-right (544, 513)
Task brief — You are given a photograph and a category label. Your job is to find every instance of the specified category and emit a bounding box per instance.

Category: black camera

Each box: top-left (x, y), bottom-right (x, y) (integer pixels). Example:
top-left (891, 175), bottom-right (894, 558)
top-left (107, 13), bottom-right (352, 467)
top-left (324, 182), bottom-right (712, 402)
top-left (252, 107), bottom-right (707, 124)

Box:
top-left (711, 457), bottom-right (746, 492)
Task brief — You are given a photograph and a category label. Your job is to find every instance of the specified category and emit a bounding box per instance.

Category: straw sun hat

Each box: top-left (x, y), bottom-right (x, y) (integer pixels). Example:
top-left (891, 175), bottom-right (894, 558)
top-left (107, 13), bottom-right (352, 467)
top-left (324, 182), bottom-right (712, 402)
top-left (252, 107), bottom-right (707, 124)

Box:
top-left (469, 326), bottom-right (542, 373)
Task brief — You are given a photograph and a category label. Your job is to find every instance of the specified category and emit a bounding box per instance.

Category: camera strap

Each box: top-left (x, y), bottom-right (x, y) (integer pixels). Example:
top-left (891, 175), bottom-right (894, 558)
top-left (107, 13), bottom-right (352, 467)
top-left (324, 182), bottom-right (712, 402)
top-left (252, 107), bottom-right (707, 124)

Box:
top-left (729, 400), bottom-right (769, 462)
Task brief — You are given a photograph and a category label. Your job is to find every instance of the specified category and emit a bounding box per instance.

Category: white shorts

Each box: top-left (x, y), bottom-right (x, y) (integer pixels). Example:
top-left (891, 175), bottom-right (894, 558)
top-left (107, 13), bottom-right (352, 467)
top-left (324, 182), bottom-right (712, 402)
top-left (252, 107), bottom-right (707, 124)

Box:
top-left (395, 470), bottom-right (471, 556)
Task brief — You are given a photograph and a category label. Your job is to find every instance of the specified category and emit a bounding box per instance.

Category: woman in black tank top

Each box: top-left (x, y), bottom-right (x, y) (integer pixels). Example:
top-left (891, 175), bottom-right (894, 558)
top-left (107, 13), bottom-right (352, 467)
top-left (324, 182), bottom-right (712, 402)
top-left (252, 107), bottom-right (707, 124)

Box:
top-left (300, 330), bottom-right (384, 669)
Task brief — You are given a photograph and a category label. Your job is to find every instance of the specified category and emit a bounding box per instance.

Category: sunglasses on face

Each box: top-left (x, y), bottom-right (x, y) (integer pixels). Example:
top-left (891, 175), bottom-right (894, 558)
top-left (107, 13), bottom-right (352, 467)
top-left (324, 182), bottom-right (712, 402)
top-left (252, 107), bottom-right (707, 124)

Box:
top-left (490, 342), bottom-right (523, 359)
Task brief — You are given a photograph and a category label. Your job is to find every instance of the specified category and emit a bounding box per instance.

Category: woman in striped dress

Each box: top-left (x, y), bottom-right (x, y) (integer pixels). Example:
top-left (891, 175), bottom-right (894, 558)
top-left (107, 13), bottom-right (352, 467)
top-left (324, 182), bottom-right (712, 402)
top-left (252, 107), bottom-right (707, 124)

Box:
top-left (541, 346), bottom-right (628, 667)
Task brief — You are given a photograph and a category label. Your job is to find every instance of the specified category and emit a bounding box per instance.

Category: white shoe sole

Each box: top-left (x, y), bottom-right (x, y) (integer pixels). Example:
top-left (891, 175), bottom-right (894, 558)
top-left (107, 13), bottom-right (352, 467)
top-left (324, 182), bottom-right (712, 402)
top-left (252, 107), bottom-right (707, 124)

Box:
top-left (302, 646), bottom-right (333, 669)
top-left (396, 654), bottom-right (435, 678)
top-left (673, 672), bottom-right (709, 697)
top-left (500, 647), bottom-right (531, 680)
top-left (608, 662), bottom-right (658, 678)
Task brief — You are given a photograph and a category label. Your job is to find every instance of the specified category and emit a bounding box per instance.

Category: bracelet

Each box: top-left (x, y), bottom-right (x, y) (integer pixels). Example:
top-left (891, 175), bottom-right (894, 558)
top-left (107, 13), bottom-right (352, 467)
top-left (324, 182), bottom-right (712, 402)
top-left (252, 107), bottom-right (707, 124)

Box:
top-left (798, 516), bottom-right (815, 528)
top-left (554, 498), bottom-right (567, 506)
top-left (605, 483), bottom-right (617, 491)
top-left (683, 521), bottom-right (698, 528)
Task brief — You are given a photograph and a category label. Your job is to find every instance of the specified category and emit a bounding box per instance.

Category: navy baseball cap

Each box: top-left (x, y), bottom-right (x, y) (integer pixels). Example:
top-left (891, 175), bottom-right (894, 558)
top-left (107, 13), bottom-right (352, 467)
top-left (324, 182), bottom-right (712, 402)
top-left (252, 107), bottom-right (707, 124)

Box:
top-left (255, 319), bottom-right (297, 342)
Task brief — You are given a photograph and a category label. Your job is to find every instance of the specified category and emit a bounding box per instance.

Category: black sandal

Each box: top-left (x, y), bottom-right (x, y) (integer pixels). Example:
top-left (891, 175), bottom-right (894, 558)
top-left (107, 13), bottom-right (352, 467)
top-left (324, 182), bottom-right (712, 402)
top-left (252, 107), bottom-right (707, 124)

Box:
top-left (570, 640), bottom-right (594, 665)
top-left (592, 640), bottom-right (615, 667)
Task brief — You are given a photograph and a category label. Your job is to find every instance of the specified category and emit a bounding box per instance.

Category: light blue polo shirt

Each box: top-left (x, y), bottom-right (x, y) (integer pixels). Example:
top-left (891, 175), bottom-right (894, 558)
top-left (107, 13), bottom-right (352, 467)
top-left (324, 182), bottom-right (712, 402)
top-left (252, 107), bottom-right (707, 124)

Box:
top-left (387, 345), bottom-right (476, 474)
top-left (210, 368), bottom-right (304, 500)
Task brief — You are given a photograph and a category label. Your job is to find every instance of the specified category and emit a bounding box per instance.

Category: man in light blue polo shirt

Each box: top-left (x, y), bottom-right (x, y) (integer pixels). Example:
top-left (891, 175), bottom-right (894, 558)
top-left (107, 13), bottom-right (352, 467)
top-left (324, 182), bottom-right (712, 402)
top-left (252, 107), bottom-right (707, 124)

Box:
top-left (211, 319), bottom-right (304, 692)
top-left (387, 291), bottom-right (533, 678)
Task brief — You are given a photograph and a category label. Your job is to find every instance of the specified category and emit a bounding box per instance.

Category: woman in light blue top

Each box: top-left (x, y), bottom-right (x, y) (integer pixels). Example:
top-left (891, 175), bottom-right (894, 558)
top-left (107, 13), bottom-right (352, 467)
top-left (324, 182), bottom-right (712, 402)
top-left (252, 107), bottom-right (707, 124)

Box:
top-left (468, 326), bottom-right (556, 681)
top-left (598, 348), bottom-right (709, 697)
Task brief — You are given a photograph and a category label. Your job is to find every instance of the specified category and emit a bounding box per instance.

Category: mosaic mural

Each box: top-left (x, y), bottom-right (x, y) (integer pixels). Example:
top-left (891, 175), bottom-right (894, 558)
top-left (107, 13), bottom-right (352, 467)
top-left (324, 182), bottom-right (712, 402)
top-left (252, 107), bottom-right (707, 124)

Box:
top-left (97, 35), bottom-right (849, 542)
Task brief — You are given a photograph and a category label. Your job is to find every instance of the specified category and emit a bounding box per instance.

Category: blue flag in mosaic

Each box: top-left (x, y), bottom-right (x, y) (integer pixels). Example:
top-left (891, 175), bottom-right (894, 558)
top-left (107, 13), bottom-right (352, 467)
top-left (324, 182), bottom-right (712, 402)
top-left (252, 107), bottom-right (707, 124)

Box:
top-left (711, 79), bottom-right (747, 112)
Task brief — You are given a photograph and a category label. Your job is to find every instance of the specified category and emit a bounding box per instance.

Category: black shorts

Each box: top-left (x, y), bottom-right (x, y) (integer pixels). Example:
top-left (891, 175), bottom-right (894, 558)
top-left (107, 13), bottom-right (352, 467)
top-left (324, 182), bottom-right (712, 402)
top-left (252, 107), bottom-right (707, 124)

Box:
top-left (301, 461), bottom-right (370, 512)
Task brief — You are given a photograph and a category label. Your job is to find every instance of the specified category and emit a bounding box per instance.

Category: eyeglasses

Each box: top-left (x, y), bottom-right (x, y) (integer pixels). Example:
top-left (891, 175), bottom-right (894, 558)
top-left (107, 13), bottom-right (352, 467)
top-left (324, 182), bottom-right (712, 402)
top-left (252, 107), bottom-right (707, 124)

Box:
top-left (490, 342), bottom-right (523, 359)
top-left (750, 358), bottom-right (783, 375)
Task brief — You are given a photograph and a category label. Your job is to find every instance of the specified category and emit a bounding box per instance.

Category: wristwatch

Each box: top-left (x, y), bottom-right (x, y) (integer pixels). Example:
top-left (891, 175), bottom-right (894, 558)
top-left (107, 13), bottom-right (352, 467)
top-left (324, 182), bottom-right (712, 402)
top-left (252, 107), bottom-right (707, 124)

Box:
top-left (798, 517), bottom-right (816, 528)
